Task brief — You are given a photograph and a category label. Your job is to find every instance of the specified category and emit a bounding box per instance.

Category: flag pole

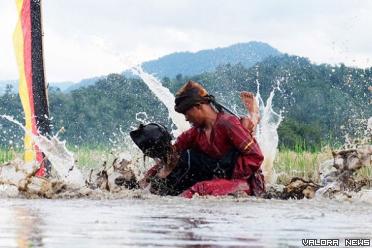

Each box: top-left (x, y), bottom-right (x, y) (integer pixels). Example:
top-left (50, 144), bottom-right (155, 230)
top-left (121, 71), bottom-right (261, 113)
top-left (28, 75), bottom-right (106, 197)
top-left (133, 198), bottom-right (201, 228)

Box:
top-left (31, 0), bottom-right (52, 175)
top-left (14, 0), bottom-right (51, 176)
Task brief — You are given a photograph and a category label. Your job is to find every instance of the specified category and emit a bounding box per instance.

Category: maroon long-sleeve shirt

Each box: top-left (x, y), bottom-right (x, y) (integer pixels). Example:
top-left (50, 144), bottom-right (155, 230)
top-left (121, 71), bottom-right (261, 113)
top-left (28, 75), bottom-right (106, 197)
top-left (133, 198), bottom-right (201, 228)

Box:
top-left (174, 112), bottom-right (265, 197)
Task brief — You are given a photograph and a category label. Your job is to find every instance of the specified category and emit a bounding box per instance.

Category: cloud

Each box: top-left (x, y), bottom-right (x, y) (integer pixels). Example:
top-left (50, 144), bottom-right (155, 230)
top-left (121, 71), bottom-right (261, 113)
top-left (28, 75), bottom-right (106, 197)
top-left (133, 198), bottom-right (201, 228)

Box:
top-left (0, 0), bottom-right (371, 82)
top-left (0, 2), bottom-right (18, 80)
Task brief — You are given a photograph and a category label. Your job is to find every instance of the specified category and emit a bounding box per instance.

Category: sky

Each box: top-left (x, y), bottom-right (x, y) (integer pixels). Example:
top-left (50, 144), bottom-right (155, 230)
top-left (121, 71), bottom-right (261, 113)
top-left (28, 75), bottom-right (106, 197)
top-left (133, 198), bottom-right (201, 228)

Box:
top-left (0, 0), bottom-right (371, 83)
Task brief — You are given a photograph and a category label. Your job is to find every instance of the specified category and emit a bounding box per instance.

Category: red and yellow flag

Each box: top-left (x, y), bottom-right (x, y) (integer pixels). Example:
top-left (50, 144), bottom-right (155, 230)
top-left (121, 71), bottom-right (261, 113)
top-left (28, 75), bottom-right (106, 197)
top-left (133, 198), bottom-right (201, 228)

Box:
top-left (13, 0), bottom-right (51, 176)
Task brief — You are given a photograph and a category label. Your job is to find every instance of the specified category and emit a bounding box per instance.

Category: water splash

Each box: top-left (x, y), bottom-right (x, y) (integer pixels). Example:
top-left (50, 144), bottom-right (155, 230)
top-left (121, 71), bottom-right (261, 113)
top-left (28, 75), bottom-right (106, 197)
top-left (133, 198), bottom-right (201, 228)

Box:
top-left (0, 115), bottom-right (27, 133)
top-left (255, 79), bottom-right (284, 185)
top-left (91, 37), bottom-right (189, 136)
top-left (135, 112), bottom-right (149, 123)
top-left (130, 66), bottom-right (190, 136)
top-left (33, 135), bottom-right (84, 187)
top-left (132, 64), bottom-right (284, 185)
top-left (0, 115), bottom-right (84, 187)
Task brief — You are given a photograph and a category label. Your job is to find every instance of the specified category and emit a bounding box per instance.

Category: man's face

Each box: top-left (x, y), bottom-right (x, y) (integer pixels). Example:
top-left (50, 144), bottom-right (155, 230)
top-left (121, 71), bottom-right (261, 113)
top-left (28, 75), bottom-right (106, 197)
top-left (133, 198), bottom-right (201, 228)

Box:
top-left (184, 105), bottom-right (204, 127)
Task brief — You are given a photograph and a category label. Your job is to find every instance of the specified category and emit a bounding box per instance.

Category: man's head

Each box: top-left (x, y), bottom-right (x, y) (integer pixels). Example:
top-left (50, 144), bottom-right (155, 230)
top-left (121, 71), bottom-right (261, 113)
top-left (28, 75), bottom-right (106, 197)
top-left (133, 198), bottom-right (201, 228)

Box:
top-left (174, 81), bottom-right (211, 113)
top-left (183, 104), bottom-right (206, 127)
top-left (174, 81), bottom-right (215, 127)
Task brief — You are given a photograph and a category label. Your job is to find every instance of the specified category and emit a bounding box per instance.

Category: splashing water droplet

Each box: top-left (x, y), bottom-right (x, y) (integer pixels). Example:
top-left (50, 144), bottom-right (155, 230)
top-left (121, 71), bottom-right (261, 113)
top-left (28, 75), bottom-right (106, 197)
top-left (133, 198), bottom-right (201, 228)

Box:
top-left (0, 114), bottom-right (84, 187)
top-left (130, 65), bottom-right (190, 137)
top-left (135, 112), bottom-right (148, 123)
top-left (255, 78), bottom-right (284, 185)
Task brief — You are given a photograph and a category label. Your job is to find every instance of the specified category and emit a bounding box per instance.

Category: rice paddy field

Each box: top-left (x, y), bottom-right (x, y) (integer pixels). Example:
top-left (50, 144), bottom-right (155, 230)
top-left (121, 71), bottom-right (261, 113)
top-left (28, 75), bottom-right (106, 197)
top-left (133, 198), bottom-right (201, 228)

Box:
top-left (0, 148), bottom-right (15, 164)
top-left (2, 146), bottom-right (370, 185)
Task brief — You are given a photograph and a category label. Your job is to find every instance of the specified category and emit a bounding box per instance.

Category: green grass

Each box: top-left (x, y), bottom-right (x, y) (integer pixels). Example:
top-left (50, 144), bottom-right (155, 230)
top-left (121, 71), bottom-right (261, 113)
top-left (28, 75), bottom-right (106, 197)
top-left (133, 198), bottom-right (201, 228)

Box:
top-left (0, 148), bottom-right (16, 164)
top-left (1, 145), bottom-right (370, 185)
top-left (274, 148), bottom-right (332, 184)
top-left (0, 146), bottom-right (119, 169)
top-left (68, 146), bottom-right (115, 169)
top-left (274, 146), bottom-right (372, 184)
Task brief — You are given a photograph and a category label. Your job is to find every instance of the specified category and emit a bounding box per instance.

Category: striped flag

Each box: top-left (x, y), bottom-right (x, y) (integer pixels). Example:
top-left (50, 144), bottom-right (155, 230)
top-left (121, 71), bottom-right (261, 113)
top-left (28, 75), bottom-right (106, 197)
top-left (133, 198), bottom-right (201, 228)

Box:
top-left (13, 0), bottom-right (51, 176)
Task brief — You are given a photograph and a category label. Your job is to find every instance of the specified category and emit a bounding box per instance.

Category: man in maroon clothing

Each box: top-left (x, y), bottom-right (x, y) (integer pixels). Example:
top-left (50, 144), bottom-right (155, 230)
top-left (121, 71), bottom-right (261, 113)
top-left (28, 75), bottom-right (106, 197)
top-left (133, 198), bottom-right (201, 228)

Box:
top-left (139, 80), bottom-right (265, 197)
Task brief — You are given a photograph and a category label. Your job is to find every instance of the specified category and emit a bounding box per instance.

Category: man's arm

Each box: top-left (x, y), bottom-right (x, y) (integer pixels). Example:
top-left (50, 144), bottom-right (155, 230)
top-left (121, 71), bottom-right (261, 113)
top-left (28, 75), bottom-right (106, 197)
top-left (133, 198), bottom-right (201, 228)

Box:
top-left (139, 127), bottom-right (198, 187)
top-left (224, 115), bottom-right (264, 173)
top-left (224, 115), bottom-right (258, 154)
top-left (240, 91), bottom-right (260, 134)
top-left (173, 127), bottom-right (198, 153)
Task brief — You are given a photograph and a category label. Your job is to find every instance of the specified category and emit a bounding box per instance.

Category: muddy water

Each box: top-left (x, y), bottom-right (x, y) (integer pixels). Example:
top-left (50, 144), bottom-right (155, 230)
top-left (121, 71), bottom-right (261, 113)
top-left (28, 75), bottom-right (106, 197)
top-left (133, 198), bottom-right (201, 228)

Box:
top-left (1, 196), bottom-right (372, 247)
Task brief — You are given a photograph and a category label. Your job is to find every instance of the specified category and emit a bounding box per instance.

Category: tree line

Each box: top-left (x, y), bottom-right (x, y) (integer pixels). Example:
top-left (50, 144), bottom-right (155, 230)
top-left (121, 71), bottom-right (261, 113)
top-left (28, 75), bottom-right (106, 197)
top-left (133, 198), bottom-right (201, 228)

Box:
top-left (0, 55), bottom-right (370, 151)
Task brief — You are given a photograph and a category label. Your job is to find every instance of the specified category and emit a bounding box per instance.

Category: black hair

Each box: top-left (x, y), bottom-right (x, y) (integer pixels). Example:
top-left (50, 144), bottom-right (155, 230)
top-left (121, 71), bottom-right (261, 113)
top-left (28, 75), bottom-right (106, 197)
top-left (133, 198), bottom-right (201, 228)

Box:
top-left (130, 123), bottom-right (172, 162)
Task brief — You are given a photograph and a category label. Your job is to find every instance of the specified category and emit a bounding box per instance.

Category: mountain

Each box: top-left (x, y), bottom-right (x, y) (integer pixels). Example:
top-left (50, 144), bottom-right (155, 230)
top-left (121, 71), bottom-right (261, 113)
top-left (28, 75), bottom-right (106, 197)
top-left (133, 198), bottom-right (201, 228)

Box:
top-left (28, 41), bottom-right (282, 92)
top-left (140, 41), bottom-right (282, 78)
top-left (70, 41), bottom-right (282, 90)
top-left (0, 80), bottom-right (79, 95)
top-left (49, 81), bottom-right (74, 91)
top-left (65, 76), bottom-right (105, 92)
top-left (54, 56), bottom-right (370, 149)
top-left (2, 54), bottom-right (370, 150)
top-left (1, 41), bottom-right (281, 94)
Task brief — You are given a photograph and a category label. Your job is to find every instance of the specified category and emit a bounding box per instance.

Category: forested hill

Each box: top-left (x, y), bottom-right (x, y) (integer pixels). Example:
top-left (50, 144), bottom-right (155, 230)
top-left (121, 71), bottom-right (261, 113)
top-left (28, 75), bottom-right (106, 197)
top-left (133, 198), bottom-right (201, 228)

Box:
top-left (68, 41), bottom-right (281, 91)
top-left (140, 41), bottom-right (281, 78)
top-left (165, 55), bottom-right (371, 149)
top-left (0, 55), bottom-right (370, 150)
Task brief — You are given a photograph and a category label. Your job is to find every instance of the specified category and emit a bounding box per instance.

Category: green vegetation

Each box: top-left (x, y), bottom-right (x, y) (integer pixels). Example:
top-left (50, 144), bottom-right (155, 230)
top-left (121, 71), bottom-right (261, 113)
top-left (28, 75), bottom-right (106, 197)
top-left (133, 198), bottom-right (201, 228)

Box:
top-left (1, 145), bottom-right (370, 185)
top-left (274, 146), bottom-right (372, 184)
top-left (69, 146), bottom-right (114, 169)
top-left (0, 148), bottom-right (15, 164)
top-left (274, 148), bottom-right (331, 184)
top-left (1, 51), bottom-right (370, 189)
top-left (141, 41), bottom-right (281, 78)
top-left (0, 55), bottom-right (370, 151)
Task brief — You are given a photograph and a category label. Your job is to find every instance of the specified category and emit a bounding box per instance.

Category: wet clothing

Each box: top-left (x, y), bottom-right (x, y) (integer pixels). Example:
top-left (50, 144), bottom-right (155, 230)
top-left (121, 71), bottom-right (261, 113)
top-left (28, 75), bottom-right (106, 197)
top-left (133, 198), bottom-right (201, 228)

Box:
top-left (149, 148), bottom-right (239, 196)
top-left (147, 112), bottom-right (265, 197)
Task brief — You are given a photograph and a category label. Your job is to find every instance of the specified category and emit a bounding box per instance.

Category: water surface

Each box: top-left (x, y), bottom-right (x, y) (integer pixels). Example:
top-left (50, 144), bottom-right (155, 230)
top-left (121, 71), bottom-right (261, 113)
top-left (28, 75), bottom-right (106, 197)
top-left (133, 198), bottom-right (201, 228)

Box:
top-left (1, 196), bottom-right (371, 247)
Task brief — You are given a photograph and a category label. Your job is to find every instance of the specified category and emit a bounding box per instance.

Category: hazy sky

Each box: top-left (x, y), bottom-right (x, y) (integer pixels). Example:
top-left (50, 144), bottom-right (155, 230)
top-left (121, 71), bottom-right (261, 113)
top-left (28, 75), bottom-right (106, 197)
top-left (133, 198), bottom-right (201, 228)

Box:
top-left (0, 0), bottom-right (371, 82)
